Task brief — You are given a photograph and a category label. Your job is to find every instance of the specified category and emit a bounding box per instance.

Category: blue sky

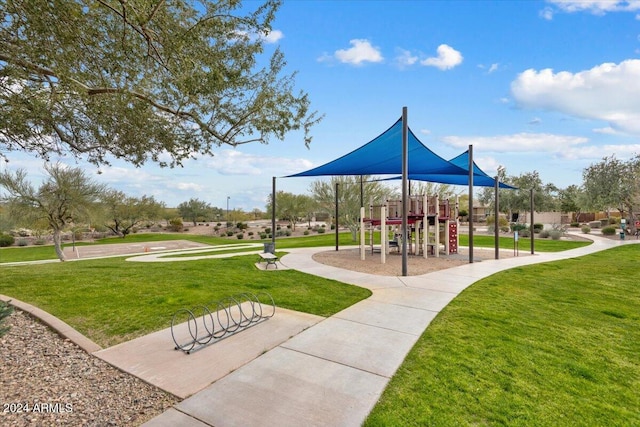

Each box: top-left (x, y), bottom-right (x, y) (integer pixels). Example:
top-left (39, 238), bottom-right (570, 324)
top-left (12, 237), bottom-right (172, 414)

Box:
top-left (4, 0), bottom-right (640, 211)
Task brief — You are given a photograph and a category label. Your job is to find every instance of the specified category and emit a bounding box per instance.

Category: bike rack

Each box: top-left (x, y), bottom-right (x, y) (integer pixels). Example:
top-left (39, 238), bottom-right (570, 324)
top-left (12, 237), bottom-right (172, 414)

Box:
top-left (171, 292), bottom-right (275, 354)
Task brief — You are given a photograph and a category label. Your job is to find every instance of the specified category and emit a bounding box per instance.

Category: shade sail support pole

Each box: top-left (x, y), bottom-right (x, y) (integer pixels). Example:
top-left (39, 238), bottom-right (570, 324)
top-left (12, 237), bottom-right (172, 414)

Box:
top-left (468, 145), bottom-right (474, 264)
top-left (272, 177), bottom-right (276, 249)
top-left (402, 107), bottom-right (409, 276)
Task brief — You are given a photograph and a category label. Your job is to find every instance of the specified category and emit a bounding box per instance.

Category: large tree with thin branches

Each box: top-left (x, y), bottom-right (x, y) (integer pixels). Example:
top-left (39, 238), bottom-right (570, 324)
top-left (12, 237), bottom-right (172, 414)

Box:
top-left (0, 163), bottom-right (106, 260)
top-left (0, 0), bottom-right (320, 166)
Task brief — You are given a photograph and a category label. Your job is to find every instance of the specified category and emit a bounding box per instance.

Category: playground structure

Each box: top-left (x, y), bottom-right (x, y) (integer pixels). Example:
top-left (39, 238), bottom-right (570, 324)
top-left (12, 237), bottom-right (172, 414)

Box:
top-left (359, 195), bottom-right (459, 264)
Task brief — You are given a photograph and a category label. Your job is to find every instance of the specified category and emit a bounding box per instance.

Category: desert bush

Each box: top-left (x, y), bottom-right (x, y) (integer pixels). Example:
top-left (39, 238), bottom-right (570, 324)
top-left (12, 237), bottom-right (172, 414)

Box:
top-left (304, 230), bottom-right (310, 235)
top-left (533, 223), bottom-right (544, 233)
top-left (0, 300), bottom-right (14, 338)
top-left (588, 221), bottom-right (601, 229)
top-left (510, 222), bottom-right (527, 232)
top-left (260, 232), bottom-right (267, 239)
top-left (168, 218), bottom-right (183, 232)
top-left (549, 230), bottom-right (562, 240)
top-left (226, 231), bottom-right (234, 237)
top-left (601, 226), bottom-right (616, 235)
top-left (539, 230), bottom-right (550, 238)
top-left (17, 239), bottom-right (28, 247)
top-left (570, 222), bottom-right (580, 227)
top-left (236, 233), bottom-right (244, 239)
top-left (519, 229), bottom-right (531, 238)
top-left (317, 227), bottom-right (326, 233)
top-left (581, 225), bottom-right (591, 234)
top-left (0, 234), bottom-right (15, 247)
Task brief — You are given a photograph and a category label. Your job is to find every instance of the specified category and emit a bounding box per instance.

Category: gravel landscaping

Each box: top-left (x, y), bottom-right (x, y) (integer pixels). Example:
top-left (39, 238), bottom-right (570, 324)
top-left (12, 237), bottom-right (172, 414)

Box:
top-left (0, 309), bottom-right (177, 427)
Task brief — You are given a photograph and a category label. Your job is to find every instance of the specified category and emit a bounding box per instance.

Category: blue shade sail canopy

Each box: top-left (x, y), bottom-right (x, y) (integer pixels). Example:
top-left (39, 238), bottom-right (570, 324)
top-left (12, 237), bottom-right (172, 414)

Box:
top-left (286, 118), bottom-right (469, 177)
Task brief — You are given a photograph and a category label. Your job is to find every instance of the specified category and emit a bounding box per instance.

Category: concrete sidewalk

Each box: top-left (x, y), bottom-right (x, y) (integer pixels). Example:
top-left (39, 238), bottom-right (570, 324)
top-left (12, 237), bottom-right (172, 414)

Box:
top-left (142, 233), bottom-right (636, 427)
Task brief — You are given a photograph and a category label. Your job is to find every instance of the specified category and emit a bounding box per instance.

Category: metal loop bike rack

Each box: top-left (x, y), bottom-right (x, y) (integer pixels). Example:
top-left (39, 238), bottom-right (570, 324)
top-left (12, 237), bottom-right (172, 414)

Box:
top-left (171, 292), bottom-right (275, 354)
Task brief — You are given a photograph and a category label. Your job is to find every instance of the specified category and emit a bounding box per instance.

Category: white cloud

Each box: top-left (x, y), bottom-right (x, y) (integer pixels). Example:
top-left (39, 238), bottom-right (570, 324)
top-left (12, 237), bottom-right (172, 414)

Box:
top-left (561, 143), bottom-right (640, 159)
top-left (420, 44), bottom-right (463, 70)
top-left (592, 126), bottom-right (619, 134)
top-left (546, 0), bottom-right (640, 15)
top-left (206, 149), bottom-right (313, 176)
top-left (394, 48), bottom-right (418, 68)
top-left (334, 39), bottom-right (384, 65)
top-left (540, 6), bottom-right (555, 19)
top-left (262, 29), bottom-right (284, 44)
top-left (528, 117), bottom-right (542, 125)
top-left (511, 59), bottom-right (640, 135)
top-left (441, 133), bottom-right (588, 153)
top-left (488, 63), bottom-right (499, 73)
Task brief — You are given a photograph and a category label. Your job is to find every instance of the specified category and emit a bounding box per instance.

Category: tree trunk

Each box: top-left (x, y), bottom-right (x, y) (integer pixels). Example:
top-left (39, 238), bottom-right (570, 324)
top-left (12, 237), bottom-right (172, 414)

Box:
top-left (52, 229), bottom-right (66, 261)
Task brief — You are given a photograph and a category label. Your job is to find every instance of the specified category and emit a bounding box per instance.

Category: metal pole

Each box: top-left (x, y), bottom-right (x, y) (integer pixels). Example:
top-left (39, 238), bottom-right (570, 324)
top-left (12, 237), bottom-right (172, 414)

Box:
top-left (335, 182), bottom-right (339, 251)
top-left (530, 188), bottom-right (535, 254)
top-left (401, 106), bottom-right (408, 276)
top-left (226, 196), bottom-right (230, 226)
top-left (468, 145), bottom-right (474, 263)
top-left (494, 176), bottom-right (499, 260)
top-left (272, 177), bottom-right (276, 247)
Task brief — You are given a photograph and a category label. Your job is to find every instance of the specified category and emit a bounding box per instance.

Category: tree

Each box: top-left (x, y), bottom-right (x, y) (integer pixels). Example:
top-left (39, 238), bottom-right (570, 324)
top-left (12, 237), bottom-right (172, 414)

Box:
top-left (0, 163), bottom-right (105, 260)
top-left (177, 198), bottom-right (212, 226)
top-left (101, 190), bottom-right (164, 237)
top-left (477, 169), bottom-right (558, 223)
top-left (583, 154), bottom-right (640, 230)
top-left (558, 184), bottom-right (587, 221)
top-left (310, 176), bottom-right (397, 240)
top-left (265, 191), bottom-right (314, 231)
top-left (0, 0), bottom-right (321, 166)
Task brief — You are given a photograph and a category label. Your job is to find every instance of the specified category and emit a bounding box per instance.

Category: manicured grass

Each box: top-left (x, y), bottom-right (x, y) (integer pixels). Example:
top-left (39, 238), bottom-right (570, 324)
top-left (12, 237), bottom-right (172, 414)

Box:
top-left (0, 253), bottom-right (370, 347)
top-left (365, 245), bottom-right (640, 426)
top-left (0, 231), bottom-right (589, 263)
top-left (460, 233), bottom-right (591, 252)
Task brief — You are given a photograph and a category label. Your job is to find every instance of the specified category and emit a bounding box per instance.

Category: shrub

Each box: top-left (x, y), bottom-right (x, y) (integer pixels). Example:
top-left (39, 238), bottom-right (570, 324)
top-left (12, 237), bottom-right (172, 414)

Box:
top-left (304, 230), bottom-right (310, 235)
top-left (17, 239), bottom-right (29, 247)
top-left (265, 227), bottom-right (272, 234)
top-left (519, 229), bottom-right (531, 238)
top-left (0, 234), bottom-right (15, 247)
top-left (0, 300), bottom-right (14, 338)
top-left (226, 231), bottom-right (234, 237)
top-left (581, 225), bottom-right (591, 234)
top-left (168, 218), bottom-right (183, 232)
top-left (248, 231), bottom-right (254, 236)
top-left (549, 230), bottom-right (562, 240)
top-left (34, 239), bottom-right (46, 245)
top-left (533, 223), bottom-right (544, 233)
top-left (510, 222), bottom-right (526, 232)
top-left (317, 227), bottom-right (326, 233)
top-left (609, 217), bottom-right (619, 225)
top-left (236, 233), bottom-right (244, 239)
top-left (601, 226), bottom-right (617, 235)
top-left (589, 221), bottom-right (601, 229)
top-left (570, 222), bottom-right (580, 227)
top-left (260, 232), bottom-right (267, 239)
top-left (539, 230), bottom-right (550, 238)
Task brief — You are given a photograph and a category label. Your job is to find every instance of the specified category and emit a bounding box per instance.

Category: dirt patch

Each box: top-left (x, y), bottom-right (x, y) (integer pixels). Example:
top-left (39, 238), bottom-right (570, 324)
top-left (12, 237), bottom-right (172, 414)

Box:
top-left (311, 247), bottom-right (522, 277)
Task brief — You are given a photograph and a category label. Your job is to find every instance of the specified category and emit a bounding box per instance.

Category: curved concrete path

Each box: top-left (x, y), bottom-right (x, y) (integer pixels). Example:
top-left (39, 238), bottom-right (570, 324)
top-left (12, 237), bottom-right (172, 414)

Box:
top-left (142, 233), bottom-right (638, 427)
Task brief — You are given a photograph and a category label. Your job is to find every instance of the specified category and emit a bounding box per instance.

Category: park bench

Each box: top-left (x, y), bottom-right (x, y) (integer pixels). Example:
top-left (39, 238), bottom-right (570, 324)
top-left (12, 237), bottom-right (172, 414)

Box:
top-left (258, 252), bottom-right (279, 269)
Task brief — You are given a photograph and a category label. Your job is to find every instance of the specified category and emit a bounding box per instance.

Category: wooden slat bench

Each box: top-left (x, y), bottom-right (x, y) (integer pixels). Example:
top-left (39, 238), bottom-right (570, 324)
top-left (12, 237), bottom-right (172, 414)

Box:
top-left (258, 252), bottom-right (279, 269)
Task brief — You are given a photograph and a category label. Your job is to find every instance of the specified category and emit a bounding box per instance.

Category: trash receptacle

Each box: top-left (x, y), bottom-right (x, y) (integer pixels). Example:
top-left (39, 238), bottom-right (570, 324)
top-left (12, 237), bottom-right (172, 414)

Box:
top-left (620, 232), bottom-right (625, 240)
top-left (264, 242), bottom-right (275, 254)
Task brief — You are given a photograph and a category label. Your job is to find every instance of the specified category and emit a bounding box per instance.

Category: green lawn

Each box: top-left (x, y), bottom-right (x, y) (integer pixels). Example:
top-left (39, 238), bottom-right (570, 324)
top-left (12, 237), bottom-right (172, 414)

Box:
top-left (0, 231), bottom-right (590, 263)
top-left (365, 244), bottom-right (640, 426)
top-left (0, 253), bottom-right (370, 347)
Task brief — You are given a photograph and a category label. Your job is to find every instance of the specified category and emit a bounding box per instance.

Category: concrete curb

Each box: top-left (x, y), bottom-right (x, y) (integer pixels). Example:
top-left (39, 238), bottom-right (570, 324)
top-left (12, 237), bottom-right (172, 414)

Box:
top-left (0, 294), bottom-right (102, 353)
